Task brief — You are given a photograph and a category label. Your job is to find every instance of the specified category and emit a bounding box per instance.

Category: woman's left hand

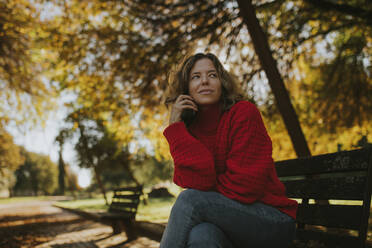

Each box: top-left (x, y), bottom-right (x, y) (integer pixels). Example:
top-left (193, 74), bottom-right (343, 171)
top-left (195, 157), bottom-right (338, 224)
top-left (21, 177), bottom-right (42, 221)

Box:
top-left (169, 95), bottom-right (198, 125)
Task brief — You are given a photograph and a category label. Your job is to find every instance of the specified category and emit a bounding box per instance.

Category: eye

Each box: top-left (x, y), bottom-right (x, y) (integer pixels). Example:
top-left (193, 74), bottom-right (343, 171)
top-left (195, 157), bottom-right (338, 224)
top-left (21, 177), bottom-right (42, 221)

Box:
top-left (191, 75), bottom-right (200, 80)
top-left (209, 73), bottom-right (217, 78)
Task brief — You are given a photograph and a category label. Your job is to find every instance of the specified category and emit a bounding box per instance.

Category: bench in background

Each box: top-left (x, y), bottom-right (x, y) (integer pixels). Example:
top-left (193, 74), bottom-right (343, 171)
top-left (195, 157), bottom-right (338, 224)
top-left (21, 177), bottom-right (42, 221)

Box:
top-left (275, 148), bottom-right (372, 248)
top-left (101, 185), bottom-right (143, 240)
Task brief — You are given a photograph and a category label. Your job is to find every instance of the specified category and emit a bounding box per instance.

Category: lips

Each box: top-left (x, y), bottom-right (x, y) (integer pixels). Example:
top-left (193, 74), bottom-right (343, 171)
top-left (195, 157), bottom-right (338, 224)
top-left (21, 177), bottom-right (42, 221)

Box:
top-left (198, 89), bottom-right (214, 94)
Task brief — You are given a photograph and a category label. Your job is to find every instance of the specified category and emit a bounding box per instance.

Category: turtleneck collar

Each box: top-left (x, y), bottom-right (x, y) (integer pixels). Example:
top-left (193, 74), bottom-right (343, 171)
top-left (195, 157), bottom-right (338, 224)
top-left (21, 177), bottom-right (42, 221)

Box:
top-left (189, 103), bottom-right (222, 135)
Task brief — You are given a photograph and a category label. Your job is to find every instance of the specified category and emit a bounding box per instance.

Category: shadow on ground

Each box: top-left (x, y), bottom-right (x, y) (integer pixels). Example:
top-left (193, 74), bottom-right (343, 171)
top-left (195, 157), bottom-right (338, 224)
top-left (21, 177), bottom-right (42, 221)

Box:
top-left (0, 212), bottom-right (95, 248)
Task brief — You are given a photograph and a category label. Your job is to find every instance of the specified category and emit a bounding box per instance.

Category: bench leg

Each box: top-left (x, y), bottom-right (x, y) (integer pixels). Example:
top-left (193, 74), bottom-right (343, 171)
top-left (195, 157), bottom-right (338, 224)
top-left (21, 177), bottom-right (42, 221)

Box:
top-left (111, 220), bottom-right (123, 234)
top-left (122, 219), bottom-right (138, 241)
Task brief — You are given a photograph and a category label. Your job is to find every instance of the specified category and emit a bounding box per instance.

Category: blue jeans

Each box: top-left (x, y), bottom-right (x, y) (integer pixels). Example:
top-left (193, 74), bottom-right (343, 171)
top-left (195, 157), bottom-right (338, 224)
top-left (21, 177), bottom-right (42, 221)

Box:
top-left (160, 189), bottom-right (296, 248)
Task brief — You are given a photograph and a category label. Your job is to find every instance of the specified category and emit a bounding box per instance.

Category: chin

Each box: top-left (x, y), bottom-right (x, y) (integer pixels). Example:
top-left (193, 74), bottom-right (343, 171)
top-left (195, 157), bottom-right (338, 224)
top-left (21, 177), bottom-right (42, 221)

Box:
top-left (196, 99), bottom-right (220, 106)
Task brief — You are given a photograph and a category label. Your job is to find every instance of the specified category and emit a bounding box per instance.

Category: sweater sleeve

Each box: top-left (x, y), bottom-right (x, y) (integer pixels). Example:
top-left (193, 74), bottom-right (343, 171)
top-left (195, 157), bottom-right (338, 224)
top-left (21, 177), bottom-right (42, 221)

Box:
top-left (216, 102), bottom-right (273, 203)
top-left (163, 121), bottom-right (216, 190)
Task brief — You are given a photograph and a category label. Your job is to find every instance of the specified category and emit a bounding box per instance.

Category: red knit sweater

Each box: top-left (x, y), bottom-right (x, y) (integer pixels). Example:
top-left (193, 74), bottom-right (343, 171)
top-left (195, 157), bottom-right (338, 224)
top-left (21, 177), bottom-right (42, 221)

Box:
top-left (163, 101), bottom-right (297, 219)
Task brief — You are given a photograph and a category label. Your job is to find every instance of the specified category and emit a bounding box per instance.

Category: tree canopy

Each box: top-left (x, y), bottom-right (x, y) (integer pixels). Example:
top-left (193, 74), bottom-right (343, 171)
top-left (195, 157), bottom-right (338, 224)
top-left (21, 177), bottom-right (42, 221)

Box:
top-left (44, 0), bottom-right (369, 155)
top-left (0, 0), bottom-right (54, 127)
top-left (1, 0), bottom-right (371, 190)
top-left (13, 149), bottom-right (58, 196)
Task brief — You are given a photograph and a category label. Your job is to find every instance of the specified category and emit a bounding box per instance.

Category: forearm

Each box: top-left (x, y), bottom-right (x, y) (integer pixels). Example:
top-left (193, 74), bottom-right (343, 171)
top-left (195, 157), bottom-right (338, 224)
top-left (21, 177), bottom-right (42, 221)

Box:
top-left (164, 122), bottom-right (217, 190)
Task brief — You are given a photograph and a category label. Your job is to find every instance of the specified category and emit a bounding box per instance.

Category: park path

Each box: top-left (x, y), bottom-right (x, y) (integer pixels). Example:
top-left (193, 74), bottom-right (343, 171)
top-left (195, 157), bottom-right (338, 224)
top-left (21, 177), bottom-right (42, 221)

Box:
top-left (0, 198), bottom-right (159, 248)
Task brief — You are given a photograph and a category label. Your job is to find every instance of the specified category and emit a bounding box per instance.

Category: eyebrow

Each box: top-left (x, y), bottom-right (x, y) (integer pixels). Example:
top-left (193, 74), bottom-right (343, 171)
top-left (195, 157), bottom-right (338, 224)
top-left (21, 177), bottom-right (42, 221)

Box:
top-left (191, 69), bottom-right (217, 75)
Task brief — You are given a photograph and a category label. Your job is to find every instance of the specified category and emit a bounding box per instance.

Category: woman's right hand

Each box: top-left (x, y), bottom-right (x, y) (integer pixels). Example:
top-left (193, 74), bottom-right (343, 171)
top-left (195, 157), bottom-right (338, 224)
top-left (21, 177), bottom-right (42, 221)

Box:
top-left (169, 95), bottom-right (198, 125)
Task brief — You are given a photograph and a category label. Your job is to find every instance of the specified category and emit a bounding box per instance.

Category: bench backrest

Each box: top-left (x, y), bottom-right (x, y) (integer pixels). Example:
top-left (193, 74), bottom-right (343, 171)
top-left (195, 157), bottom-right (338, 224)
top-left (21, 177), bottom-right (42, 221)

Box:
top-left (275, 148), bottom-right (372, 248)
top-left (109, 185), bottom-right (143, 219)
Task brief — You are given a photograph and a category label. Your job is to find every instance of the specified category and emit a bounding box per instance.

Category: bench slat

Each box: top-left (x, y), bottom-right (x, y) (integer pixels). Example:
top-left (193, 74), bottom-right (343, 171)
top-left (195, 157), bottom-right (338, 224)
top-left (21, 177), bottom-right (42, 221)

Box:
top-left (113, 186), bottom-right (143, 192)
top-left (283, 176), bottom-right (366, 200)
top-left (100, 186), bottom-right (143, 237)
top-left (296, 204), bottom-right (362, 230)
top-left (109, 208), bottom-right (136, 214)
top-left (109, 201), bottom-right (139, 210)
top-left (112, 194), bottom-right (142, 200)
top-left (276, 149), bottom-right (370, 177)
top-left (109, 207), bottom-right (137, 213)
top-left (101, 211), bottom-right (135, 219)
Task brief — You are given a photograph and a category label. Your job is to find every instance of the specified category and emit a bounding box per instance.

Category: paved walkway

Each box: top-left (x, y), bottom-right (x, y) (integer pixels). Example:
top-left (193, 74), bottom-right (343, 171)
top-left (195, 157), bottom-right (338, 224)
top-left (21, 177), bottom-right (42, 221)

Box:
top-left (0, 199), bottom-right (159, 248)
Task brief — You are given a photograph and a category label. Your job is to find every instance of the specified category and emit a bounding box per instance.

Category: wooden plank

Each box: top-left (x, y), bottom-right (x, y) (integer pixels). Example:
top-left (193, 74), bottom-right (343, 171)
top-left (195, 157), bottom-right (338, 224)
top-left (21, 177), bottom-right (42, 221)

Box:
top-left (283, 176), bottom-right (366, 200)
top-left (111, 200), bottom-right (139, 206)
top-left (112, 194), bottom-right (141, 200)
top-left (110, 201), bottom-right (139, 207)
top-left (275, 148), bottom-right (370, 177)
top-left (109, 201), bottom-right (138, 210)
top-left (110, 202), bottom-right (139, 209)
top-left (111, 200), bottom-right (140, 206)
top-left (359, 147), bottom-right (372, 247)
top-left (108, 208), bottom-right (136, 215)
top-left (108, 186), bottom-right (142, 218)
top-left (296, 204), bottom-right (362, 230)
top-left (102, 211), bottom-right (135, 219)
top-left (108, 207), bottom-right (136, 213)
top-left (114, 186), bottom-right (143, 192)
top-left (296, 229), bottom-right (360, 248)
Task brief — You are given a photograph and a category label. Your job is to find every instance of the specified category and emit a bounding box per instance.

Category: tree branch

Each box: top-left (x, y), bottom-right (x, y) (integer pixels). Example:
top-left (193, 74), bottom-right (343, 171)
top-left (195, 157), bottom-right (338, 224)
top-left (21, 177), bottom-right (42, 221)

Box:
top-left (303, 0), bottom-right (372, 26)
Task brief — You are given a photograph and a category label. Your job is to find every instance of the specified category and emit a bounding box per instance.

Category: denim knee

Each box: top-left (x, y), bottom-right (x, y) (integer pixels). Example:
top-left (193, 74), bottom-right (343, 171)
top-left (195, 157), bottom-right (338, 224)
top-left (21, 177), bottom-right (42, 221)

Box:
top-left (172, 189), bottom-right (202, 211)
top-left (177, 189), bottom-right (202, 203)
top-left (187, 223), bottom-right (233, 248)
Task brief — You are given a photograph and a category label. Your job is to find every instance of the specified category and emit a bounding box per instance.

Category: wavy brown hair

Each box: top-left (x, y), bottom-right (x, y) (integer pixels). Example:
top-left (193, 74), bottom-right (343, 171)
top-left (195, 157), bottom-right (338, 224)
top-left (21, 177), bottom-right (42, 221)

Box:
top-left (164, 53), bottom-right (245, 112)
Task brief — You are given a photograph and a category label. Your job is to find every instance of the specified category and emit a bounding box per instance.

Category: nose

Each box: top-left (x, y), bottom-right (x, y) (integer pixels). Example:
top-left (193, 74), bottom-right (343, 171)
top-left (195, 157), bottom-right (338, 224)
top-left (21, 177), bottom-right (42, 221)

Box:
top-left (201, 75), bottom-right (209, 84)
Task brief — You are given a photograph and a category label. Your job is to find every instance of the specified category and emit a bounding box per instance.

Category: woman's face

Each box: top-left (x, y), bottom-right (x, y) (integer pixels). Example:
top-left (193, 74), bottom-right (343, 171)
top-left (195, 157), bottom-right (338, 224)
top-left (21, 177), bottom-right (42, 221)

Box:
top-left (188, 58), bottom-right (222, 108)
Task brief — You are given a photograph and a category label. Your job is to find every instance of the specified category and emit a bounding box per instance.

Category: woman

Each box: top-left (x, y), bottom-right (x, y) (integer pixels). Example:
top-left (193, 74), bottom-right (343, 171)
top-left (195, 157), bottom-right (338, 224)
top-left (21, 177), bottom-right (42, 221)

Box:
top-left (161, 53), bottom-right (297, 248)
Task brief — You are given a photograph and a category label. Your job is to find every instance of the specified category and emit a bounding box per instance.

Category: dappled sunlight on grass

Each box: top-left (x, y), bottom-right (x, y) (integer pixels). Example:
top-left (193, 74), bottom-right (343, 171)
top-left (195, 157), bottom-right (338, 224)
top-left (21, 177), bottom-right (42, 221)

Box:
top-left (7, 195), bottom-right (372, 243)
top-left (137, 197), bottom-right (176, 223)
top-left (0, 196), bottom-right (51, 204)
top-left (53, 196), bottom-right (176, 223)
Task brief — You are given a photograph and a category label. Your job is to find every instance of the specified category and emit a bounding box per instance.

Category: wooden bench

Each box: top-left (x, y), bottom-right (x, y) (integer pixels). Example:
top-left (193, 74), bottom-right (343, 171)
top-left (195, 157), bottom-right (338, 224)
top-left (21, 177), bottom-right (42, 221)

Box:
top-left (275, 148), bottom-right (372, 248)
top-left (101, 185), bottom-right (143, 240)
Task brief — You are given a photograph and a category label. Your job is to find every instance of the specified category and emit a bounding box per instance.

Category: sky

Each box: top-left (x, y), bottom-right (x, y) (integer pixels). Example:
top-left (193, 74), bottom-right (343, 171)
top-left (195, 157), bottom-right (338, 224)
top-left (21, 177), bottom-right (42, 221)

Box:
top-left (6, 93), bottom-right (92, 188)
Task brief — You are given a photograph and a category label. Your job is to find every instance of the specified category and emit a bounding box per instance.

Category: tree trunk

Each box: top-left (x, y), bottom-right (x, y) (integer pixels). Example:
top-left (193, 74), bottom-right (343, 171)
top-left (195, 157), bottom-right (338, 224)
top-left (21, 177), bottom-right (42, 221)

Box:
top-left (236, 0), bottom-right (328, 217)
top-left (236, 0), bottom-right (311, 158)
top-left (122, 163), bottom-right (140, 186)
top-left (8, 187), bottom-right (13, 197)
top-left (122, 161), bottom-right (148, 205)
top-left (58, 149), bottom-right (65, 195)
top-left (93, 166), bottom-right (109, 205)
top-left (78, 125), bottom-right (109, 204)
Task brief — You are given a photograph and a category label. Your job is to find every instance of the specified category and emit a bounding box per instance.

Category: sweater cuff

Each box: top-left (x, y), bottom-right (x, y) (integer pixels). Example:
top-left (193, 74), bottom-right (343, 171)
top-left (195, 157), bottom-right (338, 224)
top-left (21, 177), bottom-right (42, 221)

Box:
top-left (163, 121), bottom-right (187, 143)
top-left (174, 168), bottom-right (216, 191)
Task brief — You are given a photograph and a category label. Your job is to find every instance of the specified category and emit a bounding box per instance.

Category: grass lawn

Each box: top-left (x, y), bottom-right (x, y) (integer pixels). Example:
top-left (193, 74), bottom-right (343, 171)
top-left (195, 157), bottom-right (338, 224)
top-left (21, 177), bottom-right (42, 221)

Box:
top-left (5, 195), bottom-right (372, 241)
top-left (54, 196), bottom-right (176, 223)
top-left (55, 197), bottom-right (110, 211)
top-left (137, 197), bottom-right (176, 223)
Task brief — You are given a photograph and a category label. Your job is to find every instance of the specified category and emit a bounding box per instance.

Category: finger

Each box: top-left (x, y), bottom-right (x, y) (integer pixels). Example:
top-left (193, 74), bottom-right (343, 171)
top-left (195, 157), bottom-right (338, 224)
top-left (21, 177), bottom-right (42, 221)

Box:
top-left (180, 99), bottom-right (197, 107)
top-left (180, 100), bottom-right (198, 111)
top-left (182, 105), bottom-right (198, 112)
top-left (177, 94), bottom-right (194, 102)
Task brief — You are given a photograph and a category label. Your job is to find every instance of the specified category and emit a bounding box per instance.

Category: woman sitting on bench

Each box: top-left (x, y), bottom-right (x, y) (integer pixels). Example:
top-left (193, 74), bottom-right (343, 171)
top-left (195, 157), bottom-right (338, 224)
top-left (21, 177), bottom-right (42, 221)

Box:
top-left (161, 52), bottom-right (297, 248)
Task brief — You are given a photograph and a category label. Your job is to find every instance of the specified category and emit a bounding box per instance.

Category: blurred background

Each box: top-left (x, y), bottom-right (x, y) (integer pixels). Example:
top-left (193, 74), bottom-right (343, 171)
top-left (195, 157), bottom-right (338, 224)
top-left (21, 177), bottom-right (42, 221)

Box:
top-left (0, 0), bottom-right (371, 224)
